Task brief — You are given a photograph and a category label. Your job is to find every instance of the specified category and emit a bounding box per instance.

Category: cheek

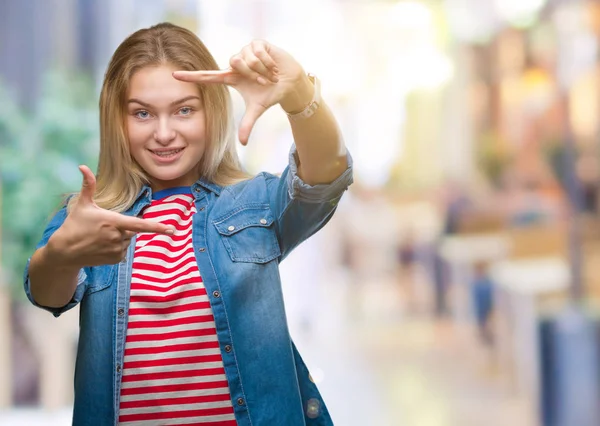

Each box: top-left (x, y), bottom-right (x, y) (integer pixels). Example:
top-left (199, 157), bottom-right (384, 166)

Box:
top-left (127, 120), bottom-right (150, 148)
top-left (181, 116), bottom-right (207, 145)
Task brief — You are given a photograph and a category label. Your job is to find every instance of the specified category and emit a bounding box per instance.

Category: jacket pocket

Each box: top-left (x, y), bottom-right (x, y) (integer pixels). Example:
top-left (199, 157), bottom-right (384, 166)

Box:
top-left (86, 264), bottom-right (116, 294)
top-left (213, 204), bottom-right (281, 263)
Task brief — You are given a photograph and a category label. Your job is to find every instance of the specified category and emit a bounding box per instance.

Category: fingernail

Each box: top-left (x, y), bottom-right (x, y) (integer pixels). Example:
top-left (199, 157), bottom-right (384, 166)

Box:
top-left (257, 76), bottom-right (268, 85)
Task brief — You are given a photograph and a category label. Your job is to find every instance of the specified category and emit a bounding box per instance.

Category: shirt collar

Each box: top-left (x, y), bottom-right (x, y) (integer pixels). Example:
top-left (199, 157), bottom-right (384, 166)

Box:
top-left (132, 177), bottom-right (222, 206)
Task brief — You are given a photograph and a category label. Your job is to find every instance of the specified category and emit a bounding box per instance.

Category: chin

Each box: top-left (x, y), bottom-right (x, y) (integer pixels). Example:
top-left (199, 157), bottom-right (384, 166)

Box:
top-left (146, 165), bottom-right (197, 187)
top-left (152, 172), bottom-right (187, 183)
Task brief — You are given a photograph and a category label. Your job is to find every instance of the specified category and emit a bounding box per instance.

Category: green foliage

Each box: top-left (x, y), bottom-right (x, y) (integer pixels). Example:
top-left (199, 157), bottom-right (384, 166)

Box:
top-left (0, 71), bottom-right (99, 297)
top-left (476, 130), bottom-right (512, 188)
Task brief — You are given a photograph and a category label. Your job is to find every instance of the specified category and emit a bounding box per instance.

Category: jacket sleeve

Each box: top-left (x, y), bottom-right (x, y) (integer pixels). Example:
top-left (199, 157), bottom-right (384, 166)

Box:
top-left (23, 206), bottom-right (89, 318)
top-left (265, 144), bottom-right (353, 261)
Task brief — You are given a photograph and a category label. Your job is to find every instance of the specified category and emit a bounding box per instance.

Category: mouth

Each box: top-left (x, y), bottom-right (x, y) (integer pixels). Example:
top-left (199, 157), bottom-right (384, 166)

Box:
top-left (148, 148), bottom-right (184, 158)
top-left (147, 147), bottom-right (185, 164)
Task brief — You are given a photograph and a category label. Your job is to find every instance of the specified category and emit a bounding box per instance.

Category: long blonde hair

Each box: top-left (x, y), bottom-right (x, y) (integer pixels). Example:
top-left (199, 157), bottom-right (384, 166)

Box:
top-left (69, 22), bottom-right (249, 212)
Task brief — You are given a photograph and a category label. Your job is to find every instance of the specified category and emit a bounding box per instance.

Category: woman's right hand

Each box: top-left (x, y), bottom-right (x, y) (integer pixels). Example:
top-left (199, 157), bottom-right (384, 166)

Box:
top-left (46, 165), bottom-right (174, 267)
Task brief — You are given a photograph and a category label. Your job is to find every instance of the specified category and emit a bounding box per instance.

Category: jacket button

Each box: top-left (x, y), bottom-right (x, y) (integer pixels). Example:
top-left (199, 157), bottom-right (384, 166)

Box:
top-left (116, 364), bottom-right (121, 373)
top-left (117, 308), bottom-right (125, 316)
top-left (306, 398), bottom-right (321, 419)
top-left (228, 225), bottom-right (235, 232)
top-left (213, 291), bottom-right (221, 298)
top-left (199, 207), bottom-right (205, 211)
top-left (225, 345), bottom-right (232, 353)
top-left (237, 397), bottom-right (245, 406)
top-left (198, 247), bottom-right (206, 253)
top-left (260, 218), bottom-right (267, 225)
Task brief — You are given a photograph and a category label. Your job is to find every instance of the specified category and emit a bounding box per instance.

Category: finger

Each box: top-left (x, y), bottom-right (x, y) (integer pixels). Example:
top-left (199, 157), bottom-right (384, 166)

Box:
top-left (112, 214), bottom-right (175, 235)
top-left (77, 165), bottom-right (96, 205)
top-left (172, 69), bottom-right (234, 84)
top-left (242, 46), bottom-right (278, 83)
top-left (121, 230), bottom-right (136, 240)
top-left (250, 40), bottom-right (279, 74)
top-left (239, 103), bottom-right (266, 146)
top-left (230, 55), bottom-right (269, 86)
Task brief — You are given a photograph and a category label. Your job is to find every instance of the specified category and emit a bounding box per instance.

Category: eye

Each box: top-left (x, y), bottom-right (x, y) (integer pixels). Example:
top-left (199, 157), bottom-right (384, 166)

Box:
top-left (178, 107), bottom-right (193, 116)
top-left (134, 110), bottom-right (151, 120)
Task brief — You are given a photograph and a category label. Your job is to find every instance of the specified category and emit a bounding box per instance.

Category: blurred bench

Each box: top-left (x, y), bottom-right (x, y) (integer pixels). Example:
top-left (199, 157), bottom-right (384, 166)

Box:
top-left (439, 217), bottom-right (573, 422)
top-left (491, 224), bottom-right (570, 426)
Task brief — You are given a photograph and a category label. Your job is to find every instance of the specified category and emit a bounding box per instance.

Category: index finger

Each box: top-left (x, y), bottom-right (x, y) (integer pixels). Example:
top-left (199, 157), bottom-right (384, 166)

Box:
top-left (112, 214), bottom-right (175, 235)
top-left (172, 69), bottom-right (234, 84)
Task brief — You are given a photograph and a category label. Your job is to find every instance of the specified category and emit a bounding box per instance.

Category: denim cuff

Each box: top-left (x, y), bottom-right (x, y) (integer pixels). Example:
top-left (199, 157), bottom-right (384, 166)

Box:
top-left (23, 257), bottom-right (87, 318)
top-left (286, 144), bottom-right (353, 204)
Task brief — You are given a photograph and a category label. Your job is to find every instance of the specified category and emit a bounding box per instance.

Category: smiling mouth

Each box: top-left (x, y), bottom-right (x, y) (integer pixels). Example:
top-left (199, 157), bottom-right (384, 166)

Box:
top-left (149, 148), bottom-right (184, 158)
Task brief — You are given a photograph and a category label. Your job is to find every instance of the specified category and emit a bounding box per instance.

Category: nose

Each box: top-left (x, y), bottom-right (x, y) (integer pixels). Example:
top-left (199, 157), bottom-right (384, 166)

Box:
top-left (153, 117), bottom-right (176, 145)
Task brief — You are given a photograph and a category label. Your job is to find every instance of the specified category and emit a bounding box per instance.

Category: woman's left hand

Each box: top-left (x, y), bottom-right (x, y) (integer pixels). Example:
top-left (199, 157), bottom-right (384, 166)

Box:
top-left (173, 40), bottom-right (313, 145)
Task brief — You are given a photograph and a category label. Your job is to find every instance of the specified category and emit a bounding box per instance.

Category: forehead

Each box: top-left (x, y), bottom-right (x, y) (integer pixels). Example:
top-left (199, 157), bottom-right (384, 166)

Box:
top-left (128, 64), bottom-right (200, 103)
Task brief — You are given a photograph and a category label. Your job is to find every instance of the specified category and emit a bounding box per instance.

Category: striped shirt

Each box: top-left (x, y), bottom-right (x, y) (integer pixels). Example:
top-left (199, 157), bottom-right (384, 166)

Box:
top-left (118, 188), bottom-right (237, 425)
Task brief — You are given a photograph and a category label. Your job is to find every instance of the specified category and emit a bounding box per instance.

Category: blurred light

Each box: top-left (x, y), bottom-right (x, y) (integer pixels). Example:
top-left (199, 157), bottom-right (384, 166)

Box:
top-left (552, 3), bottom-right (598, 90)
top-left (495, 0), bottom-right (547, 28)
top-left (444, 0), bottom-right (499, 43)
top-left (387, 1), bottom-right (433, 30)
top-left (252, 0), bottom-right (364, 97)
top-left (196, 1), bottom-right (250, 65)
top-left (353, 88), bottom-right (404, 188)
top-left (386, 2), bottom-right (454, 91)
top-left (390, 49), bottom-right (454, 92)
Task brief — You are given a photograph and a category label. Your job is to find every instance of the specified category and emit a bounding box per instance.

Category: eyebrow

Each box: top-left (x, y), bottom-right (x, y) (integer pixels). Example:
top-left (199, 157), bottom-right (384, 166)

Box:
top-left (127, 95), bottom-right (201, 108)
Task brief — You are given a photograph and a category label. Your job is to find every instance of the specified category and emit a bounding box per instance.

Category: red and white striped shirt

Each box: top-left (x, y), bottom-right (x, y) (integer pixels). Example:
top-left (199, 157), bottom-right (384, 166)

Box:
top-left (118, 189), bottom-right (237, 425)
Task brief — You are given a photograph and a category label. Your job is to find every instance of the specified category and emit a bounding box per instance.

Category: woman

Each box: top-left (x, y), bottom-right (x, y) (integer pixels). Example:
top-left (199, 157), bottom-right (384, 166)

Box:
top-left (24, 22), bottom-right (352, 425)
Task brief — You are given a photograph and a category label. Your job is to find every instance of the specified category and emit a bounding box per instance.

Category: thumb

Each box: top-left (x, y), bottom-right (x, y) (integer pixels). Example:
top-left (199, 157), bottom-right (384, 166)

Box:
top-left (77, 165), bottom-right (96, 205)
top-left (238, 103), bottom-right (266, 146)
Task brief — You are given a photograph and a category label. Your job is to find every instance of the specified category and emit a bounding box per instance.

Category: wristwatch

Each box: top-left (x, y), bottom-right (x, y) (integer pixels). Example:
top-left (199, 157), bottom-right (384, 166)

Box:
top-left (286, 73), bottom-right (321, 121)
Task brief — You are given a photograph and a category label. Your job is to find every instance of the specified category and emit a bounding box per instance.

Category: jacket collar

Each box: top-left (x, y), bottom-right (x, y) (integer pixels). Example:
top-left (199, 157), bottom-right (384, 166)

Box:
top-left (128, 177), bottom-right (222, 216)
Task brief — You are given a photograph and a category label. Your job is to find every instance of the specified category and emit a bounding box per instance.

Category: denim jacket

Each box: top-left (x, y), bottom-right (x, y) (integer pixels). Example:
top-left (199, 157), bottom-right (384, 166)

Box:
top-left (23, 146), bottom-right (353, 426)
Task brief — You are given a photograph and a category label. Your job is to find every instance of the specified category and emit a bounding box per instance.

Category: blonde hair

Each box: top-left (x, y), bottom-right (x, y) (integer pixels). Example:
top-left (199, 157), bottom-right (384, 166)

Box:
top-left (69, 22), bottom-right (250, 212)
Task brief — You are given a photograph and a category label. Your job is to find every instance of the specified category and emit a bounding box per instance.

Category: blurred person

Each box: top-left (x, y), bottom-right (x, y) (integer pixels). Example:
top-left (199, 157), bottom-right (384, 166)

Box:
top-left (430, 246), bottom-right (450, 318)
top-left (23, 23), bottom-right (352, 426)
top-left (441, 180), bottom-right (472, 235)
top-left (470, 261), bottom-right (495, 346)
top-left (577, 154), bottom-right (600, 215)
top-left (429, 182), bottom-right (472, 319)
top-left (397, 230), bottom-right (417, 273)
top-left (396, 229), bottom-right (419, 314)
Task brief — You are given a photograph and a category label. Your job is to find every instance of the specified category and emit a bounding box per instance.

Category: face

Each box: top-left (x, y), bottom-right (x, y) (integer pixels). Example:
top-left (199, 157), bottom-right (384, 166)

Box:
top-left (126, 64), bottom-right (207, 192)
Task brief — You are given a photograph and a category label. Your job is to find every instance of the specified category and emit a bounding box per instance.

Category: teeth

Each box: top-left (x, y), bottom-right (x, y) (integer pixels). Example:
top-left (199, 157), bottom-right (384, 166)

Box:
top-left (153, 149), bottom-right (182, 157)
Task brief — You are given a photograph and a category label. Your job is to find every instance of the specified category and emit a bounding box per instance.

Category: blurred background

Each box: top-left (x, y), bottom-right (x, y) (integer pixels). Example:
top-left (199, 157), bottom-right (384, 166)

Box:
top-left (2, 0), bottom-right (600, 425)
